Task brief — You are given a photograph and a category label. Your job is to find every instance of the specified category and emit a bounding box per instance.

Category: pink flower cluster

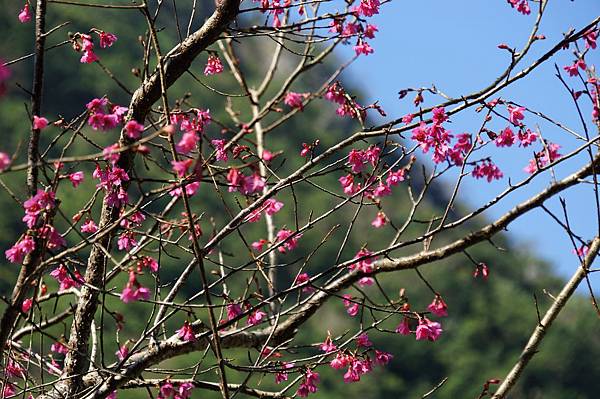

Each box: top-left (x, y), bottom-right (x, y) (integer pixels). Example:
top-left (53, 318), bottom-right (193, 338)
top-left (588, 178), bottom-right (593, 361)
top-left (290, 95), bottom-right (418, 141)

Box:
top-left (472, 160), bottom-right (503, 182)
top-left (342, 294), bottom-right (360, 317)
top-left (563, 59), bottom-right (586, 77)
top-left (170, 109), bottom-right (211, 154)
top-left (296, 369), bottom-right (319, 397)
top-left (348, 248), bottom-right (377, 287)
top-left (6, 189), bottom-right (66, 264)
top-left (72, 30), bottom-right (117, 64)
top-left (176, 321), bottom-right (195, 342)
top-left (93, 164), bottom-right (130, 207)
top-left (245, 198), bottom-right (284, 223)
top-left (324, 82), bottom-right (363, 119)
top-left (120, 270), bottom-right (150, 303)
top-left (524, 142), bottom-right (562, 174)
top-left (86, 97), bottom-right (128, 131)
top-left (284, 91), bottom-right (309, 111)
top-left (50, 265), bottom-right (83, 291)
top-left (204, 54), bottom-right (224, 75)
top-left (158, 380), bottom-right (194, 399)
top-left (275, 228), bottom-right (302, 253)
top-left (506, 0), bottom-right (530, 15)
top-left (227, 168), bottom-right (265, 195)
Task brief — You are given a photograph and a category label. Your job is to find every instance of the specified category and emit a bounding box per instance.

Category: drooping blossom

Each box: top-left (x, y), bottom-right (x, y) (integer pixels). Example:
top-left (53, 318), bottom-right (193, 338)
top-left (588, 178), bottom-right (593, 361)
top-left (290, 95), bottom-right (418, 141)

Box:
top-left (506, 105), bottom-right (525, 126)
top-left (524, 142), bottom-right (562, 174)
top-left (343, 294), bottom-right (360, 317)
top-left (584, 29), bottom-right (598, 49)
top-left (124, 120), bottom-right (144, 139)
top-left (320, 334), bottom-right (337, 353)
top-left (169, 181), bottom-right (200, 198)
top-left (50, 265), bottom-right (82, 291)
top-left (247, 308), bottom-right (267, 326)
top-left (117, 231), bottom-right (137, 251)
top-left (21, 297), bottom-right (33, 313)
top-left (495, 127), bottom-right (516, 147)
top-left (473, 262), bottom-right (490, 279)
top-left (374, 350), bottom-right (393, 366)
top-left (226, 303), bottom-right (243, 321)
top-left (33, 115), bottom-right (49, 130)
top-left (251, 239), bottom-right (268, 251)
top-left (204, 54), bottom-right (224, 75)
top-left (276, 228), bottom-right (302, 253)
top-left (295, 272), bottom-right (313, 293)
top-left (0, 152), bottom-right (11, 171)
top-left (5, 235), bottom-right (35, 264)
top-left (371, 211), bottom-right (387, 228)
top-left (415, 318), bottom-right (443, 341)
top-left (356, 332), bottom-right (372, 347)
top-left (275, 362), bottom-right (294, 384)
top-left (51, 341), bottom-right (68, 354)
top-left (356, 0), bottom-right (380, 17)
top-left (69, 171), bottom-right (84, 188)
top-left (119, 270), bottom-right (150, 303)
top-left (176, 321), bottom-right (195, 341)
top-left (116, 344), bottom-right (129, 361)
top-left (427, 295), bottom-right (448, 317)
top-left (563, 59), bottom-right (586, 77)
top-left (211, 139), bottom-right (228, 161)
top-left (171, 159), bottom-right (193, 177)
top-left (284, 91), bottom-right (308, 110)
top-left (296, 369), bottom-right (319, 397)
top-left (518, 128), bottom-right (537, 147)
top-left (395, 318), bottom-right (411, 335)
top-left (98, 31), bottom-right (117, 48)
top-left (353, 39), bottom-right (374, 56)
top-left (18, 3), bottom-right (31, 23)
top-left (472, 161), bottom-right (503, 182)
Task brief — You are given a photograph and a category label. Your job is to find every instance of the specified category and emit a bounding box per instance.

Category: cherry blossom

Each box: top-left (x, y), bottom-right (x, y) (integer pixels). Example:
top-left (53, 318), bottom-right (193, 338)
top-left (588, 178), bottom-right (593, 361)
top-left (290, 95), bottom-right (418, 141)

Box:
top-left (204, 54), bottom-right (224, 75)
top-left (18, 3), bottom-right (31, 23)
top-left (33, 115), bottom-right (49, 130)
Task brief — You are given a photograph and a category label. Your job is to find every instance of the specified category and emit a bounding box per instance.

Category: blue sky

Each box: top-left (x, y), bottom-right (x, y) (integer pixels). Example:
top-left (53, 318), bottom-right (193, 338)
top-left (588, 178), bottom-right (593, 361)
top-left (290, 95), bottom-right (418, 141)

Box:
top-left (338, 0), bottom-right (600, 289)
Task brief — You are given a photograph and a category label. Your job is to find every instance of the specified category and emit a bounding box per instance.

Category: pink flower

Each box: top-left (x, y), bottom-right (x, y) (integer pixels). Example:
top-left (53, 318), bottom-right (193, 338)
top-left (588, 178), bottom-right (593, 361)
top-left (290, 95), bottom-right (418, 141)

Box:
top-left (295, 272), bottom-right (313, 293)
top-left (226, 303), bottom-right (243, 321)
top-left (563, 59), bottom-right (586, 77)
top-left (473, 262), bottom-right (490, 279)
top-left (584, 29), bottom-right (597, 50)
top-left (18, 3), bottom-right (31, 23)
top-left (432, 107), bottom-right (448, 125)
top-left (518, 128), bottom-right (537, 147)
top-left (204, 54), bottom-right (224, 75)
top-left (320, 335), bottom-right (337, 353)
top-left (296, 370), bottom-right (319, 397)
top-left (275, 362), bottom-right (294, 384)
top-left (33, 115), bottom-right (49, 130)
top-left (80, 50), bottom-right (99, 64)
top-left (81, 219), bottom-right (98, 233)
top-left (524, 143), bottom-right (562, 174)
top-left (415, 318), bottom-right (443, 341)
top-left (495, 127), bottom-right (516, 147)
top-left (116, 344), bottom-right (129, 361)
top-left (264, 198), bottom-right (284, 215)
top-left (427, 295), bottom-right (448, 317)
top-left (98, 31), bottom-right (117, 48)
top-left (276, 228), bottom-right (302, 253)
top-left (51, 341), bottom-right (68, 354)
top-left (374, 350), bottom-right (393, 365)
top-left (251, 239), bottom-right (268, 251)
top-left (262, 149), bottom-right (274, 162)
top-left (0, 152), bottom-right (11, 171)
top-left (50, 265), bottom-right (82, 291)
top-left (386, 169), bottom-right (406, 186)
top-left (507, 105), bottom-right (525, 126)
top-left (21, 297), bottom-right (33, 313)
top-left (402, 113), bottom-right (414, 124)
top-left (371, 212), bottom-right (387, 228)
top-left (353, 40), bottom-right (374, 56)
top-left (211, 139), bottom-right (228, 161)
top-left (343, 294), bottom-right (359, 317)
top-left (177, 321), bottom-right (195, 341)
top-left (247, 309), bottom-right (267, 326)
top-left (472, 161), bottom-right (503, 182)
top-left (117, 231), bottom-right (137, 251)
top-left (176, 131), bottom-right (198, 154)
top-left (124, 120), bottom-right (144, 139)
top-left (5, 235), bottom-right (36, 263)
top-left (395, 318), bottom-right (411, 335)
top-left (69, 171), bottom-right (84, 188)
top-left (171, 159), bottom-right (193, 177)
top-left (365, 24), bottom-right (378, 39)
top-left (356, 0), bottom-right (380, 17)
top-left (169, 181), bottom-right (200, 198)
top-left (356, 332), bottom-right (372, 347)
top-left (284, 92), bottom-right (308, 110)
